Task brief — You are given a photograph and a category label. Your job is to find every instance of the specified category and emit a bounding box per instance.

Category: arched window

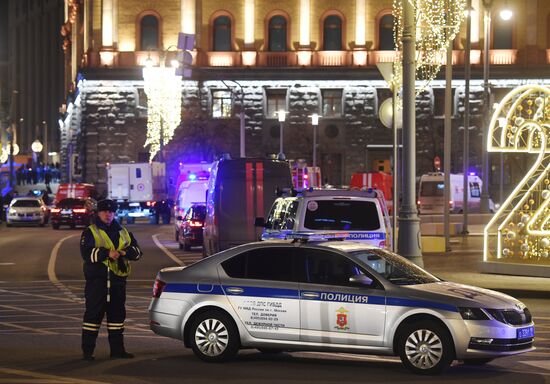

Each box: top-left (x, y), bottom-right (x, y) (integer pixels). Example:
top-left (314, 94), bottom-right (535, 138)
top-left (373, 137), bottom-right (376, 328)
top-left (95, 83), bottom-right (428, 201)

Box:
top-left (493, 16), bottom-right (513, 49)
top-left (378, 14), bottom-right (395, 50)
top-left (323, 15), bottom-right (342, 50)
top-left (140, 15), bottom-right (159, 50)
top-left (213, 16), bottom-right (232, 51)
top-left (269, 16), bottom-right (287, 52)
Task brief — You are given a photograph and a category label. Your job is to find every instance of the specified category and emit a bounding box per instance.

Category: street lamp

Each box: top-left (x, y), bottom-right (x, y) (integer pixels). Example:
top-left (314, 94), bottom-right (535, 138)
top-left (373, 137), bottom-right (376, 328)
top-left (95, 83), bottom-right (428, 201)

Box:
top-left (480, 0), bottom-right (493, 213)
top-left (310, 113), bottom-right (319, 170)
top-left (480, 0), bottom-right (513, 212)
top-left (276, 109), bottom-right (286, 159)
top-left (221, 79), bottom-right (246, 158)
top-left (462, 0), bottom-right (473, 234)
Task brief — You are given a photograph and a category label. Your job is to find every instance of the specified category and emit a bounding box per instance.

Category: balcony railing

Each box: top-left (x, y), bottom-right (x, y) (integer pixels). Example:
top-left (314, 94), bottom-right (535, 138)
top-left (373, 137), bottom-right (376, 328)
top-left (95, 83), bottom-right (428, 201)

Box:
top-left (83, 47), bottom-right (543, 69)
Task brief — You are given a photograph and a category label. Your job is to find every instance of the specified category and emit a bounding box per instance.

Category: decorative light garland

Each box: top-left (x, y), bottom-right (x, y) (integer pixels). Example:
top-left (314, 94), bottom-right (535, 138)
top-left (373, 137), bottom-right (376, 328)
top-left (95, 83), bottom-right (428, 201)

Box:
top-left (143, 67), bottom-right (183, 161)
top-left (392, 0), bottom-right (466, 94)
top-left (484, 85), bottom-right (550, 265)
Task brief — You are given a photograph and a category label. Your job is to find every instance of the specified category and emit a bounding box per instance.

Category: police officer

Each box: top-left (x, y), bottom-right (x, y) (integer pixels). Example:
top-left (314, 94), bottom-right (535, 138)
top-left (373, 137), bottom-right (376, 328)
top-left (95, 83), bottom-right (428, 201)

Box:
top-left (80, 199), bottom-right (143, 361)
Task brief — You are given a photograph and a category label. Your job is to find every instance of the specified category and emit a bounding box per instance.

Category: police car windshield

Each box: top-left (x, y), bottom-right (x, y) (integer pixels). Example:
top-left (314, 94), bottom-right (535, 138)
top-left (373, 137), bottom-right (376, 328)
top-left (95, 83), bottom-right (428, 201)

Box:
top-left (350, 249), bottom-right (440, 285)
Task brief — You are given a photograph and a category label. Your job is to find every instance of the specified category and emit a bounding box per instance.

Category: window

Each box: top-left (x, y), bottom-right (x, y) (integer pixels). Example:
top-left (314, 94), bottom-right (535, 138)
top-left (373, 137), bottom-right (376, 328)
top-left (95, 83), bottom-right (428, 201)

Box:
top-left (378, 14), bottom-right (395, 50)
top-left (420, 181), bottom-right (445, 197)
top-left (323, 15), bottom-right (342, 50)
top-left (266, 89), bottom-right (287, 117)
top-left (213, 16), bottom-right (232, 51)
top-left (212, 90), bottom-right (232, 118)
top-left (493, 17), bottom-right (513, 49)
top-left (136, 168), bottom-right (142, 178)
top-left (221, 247), bottom-right (299, 282)
top-left (268, 16), bottom-right (287, 52)
top-left (322, 89), bottom-right (342, 117)
top-left (470, 182), bottom-right (481, 198)
top-left (140, 15), bottom-right (159, 50)
top-left (303, 200), bottom-right (381, 230)
top-left (303, 249), bottom-right (364, 287)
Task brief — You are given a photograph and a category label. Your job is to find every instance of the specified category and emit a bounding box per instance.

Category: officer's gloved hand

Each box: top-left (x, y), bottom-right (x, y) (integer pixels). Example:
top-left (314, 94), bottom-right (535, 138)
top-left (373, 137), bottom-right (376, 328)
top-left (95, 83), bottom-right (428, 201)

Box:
top-left (117, 257), bottom-right (127, 273)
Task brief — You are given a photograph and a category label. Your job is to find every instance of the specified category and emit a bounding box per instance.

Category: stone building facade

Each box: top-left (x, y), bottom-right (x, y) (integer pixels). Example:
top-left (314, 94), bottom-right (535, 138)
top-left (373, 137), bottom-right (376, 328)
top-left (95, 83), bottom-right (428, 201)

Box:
top-left (60, 0), bottom-right (550, 198)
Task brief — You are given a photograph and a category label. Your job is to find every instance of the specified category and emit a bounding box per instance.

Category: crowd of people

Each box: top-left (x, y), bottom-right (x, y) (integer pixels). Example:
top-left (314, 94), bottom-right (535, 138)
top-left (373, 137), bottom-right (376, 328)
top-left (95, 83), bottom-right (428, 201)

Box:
top-left (15, 163), bottom-right (61, 186)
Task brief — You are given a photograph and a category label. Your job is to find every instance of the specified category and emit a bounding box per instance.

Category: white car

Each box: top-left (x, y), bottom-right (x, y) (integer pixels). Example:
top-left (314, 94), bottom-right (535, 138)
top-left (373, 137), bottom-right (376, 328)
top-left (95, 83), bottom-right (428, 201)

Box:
top-left (149, 235), bottom-right (535, 375)
top-left (6, 197), bottom-right (47, 227)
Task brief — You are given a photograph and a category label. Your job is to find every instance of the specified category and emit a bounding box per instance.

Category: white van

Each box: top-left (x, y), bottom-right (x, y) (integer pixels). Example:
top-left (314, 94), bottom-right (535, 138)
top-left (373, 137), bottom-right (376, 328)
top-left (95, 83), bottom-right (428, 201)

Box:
top-left (417, 172), bottom-right (493, 214)
top-left (174, 180), bottom-right (208, 241)
top-left (258, 189), bottom-right (392, 250)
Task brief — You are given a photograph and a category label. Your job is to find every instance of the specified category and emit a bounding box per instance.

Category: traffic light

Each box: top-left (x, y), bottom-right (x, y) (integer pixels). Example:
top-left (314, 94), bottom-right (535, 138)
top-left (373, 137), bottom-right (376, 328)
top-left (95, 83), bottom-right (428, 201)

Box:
top-left (176, 32), bottom-right (195, 78)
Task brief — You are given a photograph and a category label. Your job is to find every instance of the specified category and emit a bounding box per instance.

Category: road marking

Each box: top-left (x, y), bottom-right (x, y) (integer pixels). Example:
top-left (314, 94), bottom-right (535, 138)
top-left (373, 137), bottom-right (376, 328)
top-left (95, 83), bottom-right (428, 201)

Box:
top-left (152, 234), bottom-right (185, 266)
top-left (0, 263), bottom-right (15, 266)
top-left (521, 360), bottom-right (550, 371)
top-left (0, 367), bottom-right (108, 383)
top-left (48, 234), bottom-right (83, 303)
top-left (0, 322), bottom-right (55, 334)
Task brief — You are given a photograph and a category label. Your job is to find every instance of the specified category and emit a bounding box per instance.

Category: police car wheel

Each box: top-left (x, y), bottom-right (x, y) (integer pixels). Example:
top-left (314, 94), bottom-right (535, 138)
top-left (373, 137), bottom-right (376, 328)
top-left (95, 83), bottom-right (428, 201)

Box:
top-left (398, 321), bottom-right (453, 375)
top-left (190, 310), bottom-right (239, 362)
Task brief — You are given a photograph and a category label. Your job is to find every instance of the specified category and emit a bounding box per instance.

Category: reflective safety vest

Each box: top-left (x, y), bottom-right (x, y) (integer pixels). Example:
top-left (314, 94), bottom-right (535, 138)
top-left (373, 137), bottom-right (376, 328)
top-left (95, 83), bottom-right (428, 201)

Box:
top-left (88, 224), bottom-right (132, 277)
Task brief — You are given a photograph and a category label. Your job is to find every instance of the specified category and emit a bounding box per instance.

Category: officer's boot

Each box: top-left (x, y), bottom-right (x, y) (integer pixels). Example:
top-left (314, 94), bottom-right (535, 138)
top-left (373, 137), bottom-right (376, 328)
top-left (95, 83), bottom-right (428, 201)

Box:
top-left (108, 328), bottom-right (134, 358)
top-left (81, 326), bottom-right (99, 361)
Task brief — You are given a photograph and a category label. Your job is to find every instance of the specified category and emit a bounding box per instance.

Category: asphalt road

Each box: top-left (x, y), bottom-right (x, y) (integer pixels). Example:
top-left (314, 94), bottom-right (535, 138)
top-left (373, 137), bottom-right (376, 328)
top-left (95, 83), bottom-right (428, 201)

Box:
top-left (0, 222), bottom-right (549, 384)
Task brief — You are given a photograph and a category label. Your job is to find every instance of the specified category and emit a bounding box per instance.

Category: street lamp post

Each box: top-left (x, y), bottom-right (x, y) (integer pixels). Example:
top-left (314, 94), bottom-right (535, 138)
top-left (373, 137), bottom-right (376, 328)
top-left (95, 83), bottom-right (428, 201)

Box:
top-left (480, 0), bottom-right (493, 213)
top-left (310, 113), bottom-right (319, 170)
top-left (277, 110), bottom-right (286, 159)
top-left (462, 0), bottom-right (473, 234)
top-left (397, 0), bottom-right (423, 266)
top-left (42, 120), bottom-right (48, 165)
top-left (221, 80), bottom-right (246, 158)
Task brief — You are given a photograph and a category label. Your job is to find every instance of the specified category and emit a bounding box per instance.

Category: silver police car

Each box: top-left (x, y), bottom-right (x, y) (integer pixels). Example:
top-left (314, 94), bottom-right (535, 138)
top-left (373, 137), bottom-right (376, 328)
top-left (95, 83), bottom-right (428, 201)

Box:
top-left (148, 236), bottom-right (535, 375)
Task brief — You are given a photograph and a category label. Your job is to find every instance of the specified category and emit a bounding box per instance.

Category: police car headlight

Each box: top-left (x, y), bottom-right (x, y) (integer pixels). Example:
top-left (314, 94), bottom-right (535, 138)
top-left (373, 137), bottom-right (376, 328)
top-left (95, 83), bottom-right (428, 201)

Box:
top-left (458, 307), bottom-right (490, 320)
top-left (9, 209), bottom-right (16, 215)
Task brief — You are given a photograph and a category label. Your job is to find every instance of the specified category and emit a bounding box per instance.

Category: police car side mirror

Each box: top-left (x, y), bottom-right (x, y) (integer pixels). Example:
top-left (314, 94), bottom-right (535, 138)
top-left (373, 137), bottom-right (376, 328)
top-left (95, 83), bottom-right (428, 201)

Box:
top-left (254, 217), bottom-right (266, 227)
top-left (349, 274), bottom-right (373, 286)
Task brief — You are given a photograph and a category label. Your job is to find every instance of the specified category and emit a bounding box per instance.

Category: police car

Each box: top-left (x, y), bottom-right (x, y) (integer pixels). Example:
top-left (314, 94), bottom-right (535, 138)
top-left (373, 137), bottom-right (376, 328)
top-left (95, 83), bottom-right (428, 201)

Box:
top-left (148, 234), bottom-right (535, 375)
top-left (257, 189), bottom-right (392, 249)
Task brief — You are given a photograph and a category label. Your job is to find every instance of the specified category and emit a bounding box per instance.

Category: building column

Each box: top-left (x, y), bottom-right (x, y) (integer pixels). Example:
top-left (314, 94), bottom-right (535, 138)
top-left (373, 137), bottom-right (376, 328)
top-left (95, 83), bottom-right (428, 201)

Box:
top-left (100, 0), bottom-right (117, 66)
top-left (297, 0), bottom-right (312, 66)
top-left (242, 0), bottom-right (256, 65)
top-left (353, 0), bottom-right (367, 65)
top-left (525, 0), bottom-right (540, 64)
top-left (181, 0), bottom-right (196, 35)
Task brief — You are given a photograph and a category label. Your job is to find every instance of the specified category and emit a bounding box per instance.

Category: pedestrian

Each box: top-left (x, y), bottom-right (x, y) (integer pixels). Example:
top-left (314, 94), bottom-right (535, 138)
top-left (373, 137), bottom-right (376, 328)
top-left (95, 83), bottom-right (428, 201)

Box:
top-left (79, 199), bottom-right (143, 361)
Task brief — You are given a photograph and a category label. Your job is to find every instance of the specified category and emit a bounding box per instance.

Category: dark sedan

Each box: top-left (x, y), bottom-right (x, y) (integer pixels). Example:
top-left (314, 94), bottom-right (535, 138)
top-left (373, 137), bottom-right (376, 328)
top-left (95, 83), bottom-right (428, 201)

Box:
top-left (177, 203), bottom-right (206, 251)
top-left (51, 198), bottom-right (96, 229)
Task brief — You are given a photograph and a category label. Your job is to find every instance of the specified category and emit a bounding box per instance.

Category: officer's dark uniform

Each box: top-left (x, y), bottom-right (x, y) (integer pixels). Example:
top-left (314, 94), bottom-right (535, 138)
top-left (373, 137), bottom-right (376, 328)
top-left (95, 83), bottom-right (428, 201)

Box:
top-left (80, 199), bottom-right (142, 360)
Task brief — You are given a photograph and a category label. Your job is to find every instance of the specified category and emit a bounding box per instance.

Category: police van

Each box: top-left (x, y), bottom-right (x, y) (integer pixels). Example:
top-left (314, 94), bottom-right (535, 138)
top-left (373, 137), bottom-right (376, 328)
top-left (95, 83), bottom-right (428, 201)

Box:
top-left (257, 189), bottom-right (392, 249)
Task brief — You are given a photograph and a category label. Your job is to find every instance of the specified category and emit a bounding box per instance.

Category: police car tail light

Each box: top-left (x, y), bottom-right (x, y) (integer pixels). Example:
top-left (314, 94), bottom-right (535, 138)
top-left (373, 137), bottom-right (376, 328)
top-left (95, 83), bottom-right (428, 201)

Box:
top-left (51, 208), bottom-right (61, 213)
top-left (458, 307), bottom-right (490, 320)
top-left (73, 208), bottom-right (87, 214)
top-left (152, 279), bottom-right (166, 298)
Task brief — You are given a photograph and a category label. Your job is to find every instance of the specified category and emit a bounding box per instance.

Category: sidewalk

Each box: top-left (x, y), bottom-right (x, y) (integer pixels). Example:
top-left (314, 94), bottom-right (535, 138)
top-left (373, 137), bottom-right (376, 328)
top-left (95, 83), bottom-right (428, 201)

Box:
top-left (422, 234), bottom-right (549, 298)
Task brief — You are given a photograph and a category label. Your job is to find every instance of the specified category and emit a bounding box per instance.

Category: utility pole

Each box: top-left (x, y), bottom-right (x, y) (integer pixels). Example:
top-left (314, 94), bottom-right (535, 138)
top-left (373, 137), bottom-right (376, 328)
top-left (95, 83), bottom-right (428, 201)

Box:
top-left (397, 0), bottom-right (423, 266)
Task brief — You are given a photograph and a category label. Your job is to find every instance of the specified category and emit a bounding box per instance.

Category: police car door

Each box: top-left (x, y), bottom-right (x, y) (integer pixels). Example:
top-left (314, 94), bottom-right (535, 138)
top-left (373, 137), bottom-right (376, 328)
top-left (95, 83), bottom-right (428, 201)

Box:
top-left (219, 246), bottom-right (301, 341)
top-left (299, 248), bottom-right (386, 346)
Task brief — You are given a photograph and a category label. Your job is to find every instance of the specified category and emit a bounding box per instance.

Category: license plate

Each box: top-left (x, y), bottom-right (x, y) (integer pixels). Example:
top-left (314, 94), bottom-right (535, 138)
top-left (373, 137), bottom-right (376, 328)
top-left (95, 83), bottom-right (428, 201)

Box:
top-left (61, 210), bottom-right (72, 214)
top-left (517, 326), bottom-right (534, 340)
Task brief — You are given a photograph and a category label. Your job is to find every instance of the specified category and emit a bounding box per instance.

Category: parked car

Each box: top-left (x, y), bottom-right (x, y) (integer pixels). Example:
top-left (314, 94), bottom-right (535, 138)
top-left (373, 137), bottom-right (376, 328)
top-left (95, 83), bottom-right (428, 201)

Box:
top-left (149, 234), bottom-right (535, 375)
top-left (50, 198), bottom-right (96, 229)
top-left (177, 203), bottom-right (207, 251)
top-left (6, 197), bottom-right (48, 227)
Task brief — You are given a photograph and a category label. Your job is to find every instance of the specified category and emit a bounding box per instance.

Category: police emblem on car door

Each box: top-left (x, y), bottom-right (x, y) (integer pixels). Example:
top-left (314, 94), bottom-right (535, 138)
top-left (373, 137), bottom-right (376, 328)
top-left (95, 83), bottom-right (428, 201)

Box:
top-left (299, 248), bottom-right (386, 346)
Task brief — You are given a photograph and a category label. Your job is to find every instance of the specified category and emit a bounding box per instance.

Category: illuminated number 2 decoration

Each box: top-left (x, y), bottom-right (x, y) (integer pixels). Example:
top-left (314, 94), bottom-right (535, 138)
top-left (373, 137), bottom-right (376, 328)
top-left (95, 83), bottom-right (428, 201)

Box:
top-left (484, 85), bottom-right (550, 265)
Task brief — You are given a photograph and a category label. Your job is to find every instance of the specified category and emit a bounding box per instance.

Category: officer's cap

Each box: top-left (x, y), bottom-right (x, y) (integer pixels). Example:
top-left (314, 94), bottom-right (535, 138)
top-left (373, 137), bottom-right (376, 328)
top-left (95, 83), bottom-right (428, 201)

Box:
top-left (97, 199), bottom-right (117, 212)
